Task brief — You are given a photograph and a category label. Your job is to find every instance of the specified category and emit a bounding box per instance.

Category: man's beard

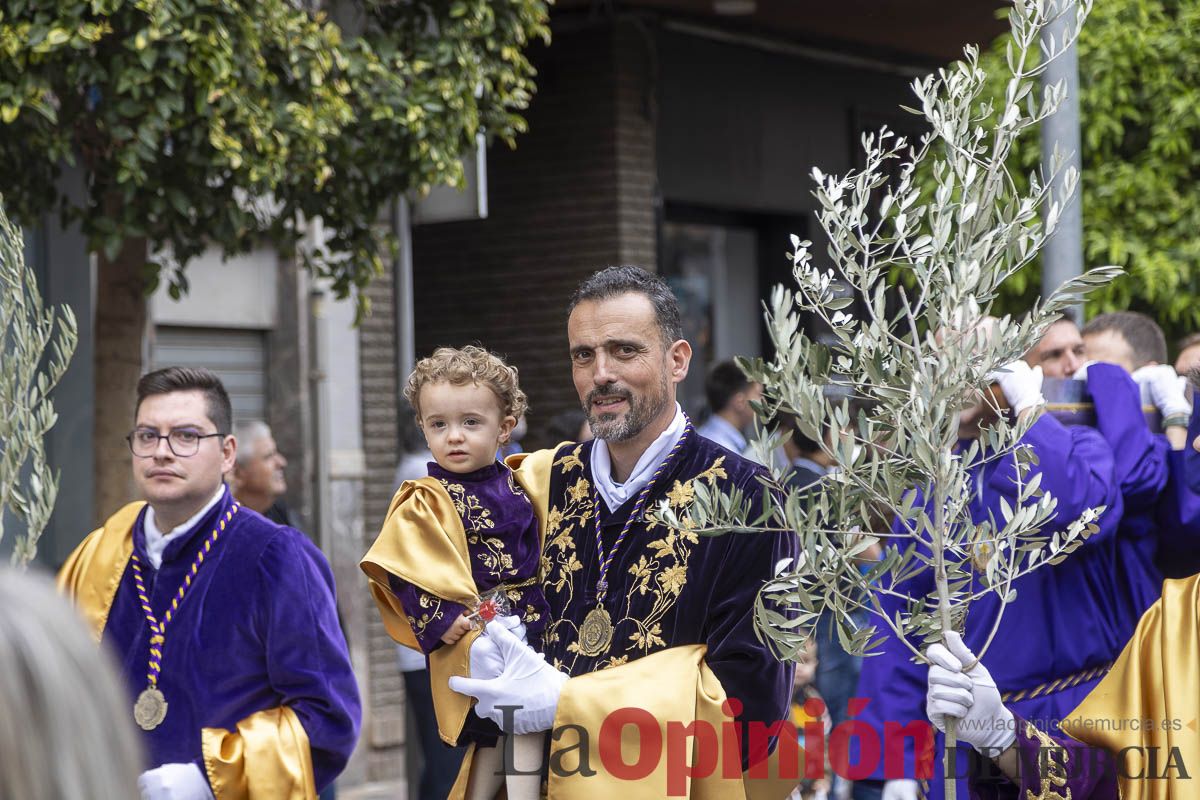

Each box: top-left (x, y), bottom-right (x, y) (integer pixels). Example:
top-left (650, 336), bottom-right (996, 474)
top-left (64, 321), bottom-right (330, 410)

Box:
top-left (585, 377), bottom-right (671, 442)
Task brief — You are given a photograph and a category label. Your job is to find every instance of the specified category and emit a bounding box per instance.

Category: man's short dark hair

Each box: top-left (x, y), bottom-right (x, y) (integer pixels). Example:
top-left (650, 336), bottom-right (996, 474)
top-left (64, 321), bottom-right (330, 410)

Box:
top-left (705, 360), bottom-right (752, 413)
top-left (1081, 311), bottom-right (1167, 369)
top-left (568, 266), bottom-right (683, 344)
top-left (1178, 332), bottom-right (1200, 353)
top-left (135, 367), bottom-right (233, 434)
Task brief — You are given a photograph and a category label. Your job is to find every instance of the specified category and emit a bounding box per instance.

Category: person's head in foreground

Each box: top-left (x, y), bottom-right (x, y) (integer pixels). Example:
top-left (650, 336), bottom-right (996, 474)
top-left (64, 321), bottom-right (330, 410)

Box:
top-left (0, 566), bottom-right (143, 798)
top-left (405, 345), bottom-right (528, 474)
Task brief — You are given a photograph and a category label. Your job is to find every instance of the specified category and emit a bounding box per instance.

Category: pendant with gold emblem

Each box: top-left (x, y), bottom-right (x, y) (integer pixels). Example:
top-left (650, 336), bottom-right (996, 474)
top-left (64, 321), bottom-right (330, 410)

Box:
top-left (578, 605), bottom-right (613, 656)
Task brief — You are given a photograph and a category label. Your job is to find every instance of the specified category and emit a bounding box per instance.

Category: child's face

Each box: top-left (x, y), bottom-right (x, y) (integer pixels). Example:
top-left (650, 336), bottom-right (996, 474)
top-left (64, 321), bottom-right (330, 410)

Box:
top-left (419, 381), bottom-right (516, 474)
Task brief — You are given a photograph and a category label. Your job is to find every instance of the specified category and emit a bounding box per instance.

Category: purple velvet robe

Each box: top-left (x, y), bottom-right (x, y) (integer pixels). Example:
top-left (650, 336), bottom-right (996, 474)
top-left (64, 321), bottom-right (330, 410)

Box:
top-left (1084, 364), bottom-right (1166, 631)
top-left (539, 431), bottom-right (798, 765)
top-left (386, 460), bottom-right (549, 652)
top-left (854, 413), bottom-right (1134, 800)
top-left (967, 714), bottom-right (1119, 800)
top-left (1154, 400), bottom-right (1200, 578)
top-left (101, 487), bottom-right (360, 792)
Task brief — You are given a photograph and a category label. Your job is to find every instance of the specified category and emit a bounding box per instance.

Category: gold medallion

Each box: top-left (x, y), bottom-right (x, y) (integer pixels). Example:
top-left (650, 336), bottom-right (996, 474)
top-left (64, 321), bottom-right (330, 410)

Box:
top-left (578, 605), bottom-right (613, 657)
top-left (134, 686), bottom-right (168, 731)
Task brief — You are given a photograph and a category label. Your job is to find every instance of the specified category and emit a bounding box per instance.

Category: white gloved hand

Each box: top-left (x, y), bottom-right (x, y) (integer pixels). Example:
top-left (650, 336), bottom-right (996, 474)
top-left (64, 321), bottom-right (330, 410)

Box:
top-left (882, 778), bottom-right (920, 800)
top-left (989, 361), bottom-right (1045, 415)
top-left (925, 631), bottom-right (1015, 753)
top-left (493, 612), bottom-right (528, 644)
top-left (1132, 364), bottom-right (1192, 420)
top-left (449, 621), bottom-right (568, 734)
top-left (138, 763), bottom-right (214, 800)
top-left (1072, 361), bottom-right (1096, 380)
top-left (466, 613), bottom-right (528, 682)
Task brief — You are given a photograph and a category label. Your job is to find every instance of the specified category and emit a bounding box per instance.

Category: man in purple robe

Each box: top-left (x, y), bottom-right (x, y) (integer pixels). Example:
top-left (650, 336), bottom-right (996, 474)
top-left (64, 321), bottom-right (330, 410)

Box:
top-left (446, 266), bottom-right (799, 797)
top-left (858, 326), bottom-right (1156, 800)
top-left (59, 367), bottom-right (360, 800)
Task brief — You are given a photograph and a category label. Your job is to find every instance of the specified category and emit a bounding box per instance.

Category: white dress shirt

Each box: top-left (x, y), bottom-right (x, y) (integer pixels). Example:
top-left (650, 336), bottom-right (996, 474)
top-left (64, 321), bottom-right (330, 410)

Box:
top-left (143, 484), bottom-right (227, 569)
top-left (590, 403), bottom-right (687, 512)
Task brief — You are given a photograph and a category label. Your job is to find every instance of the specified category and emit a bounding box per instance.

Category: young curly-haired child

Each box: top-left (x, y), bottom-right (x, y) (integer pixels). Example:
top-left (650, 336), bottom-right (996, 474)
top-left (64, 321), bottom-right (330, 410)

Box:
top-left (361, 346), bottom-right (548, 800)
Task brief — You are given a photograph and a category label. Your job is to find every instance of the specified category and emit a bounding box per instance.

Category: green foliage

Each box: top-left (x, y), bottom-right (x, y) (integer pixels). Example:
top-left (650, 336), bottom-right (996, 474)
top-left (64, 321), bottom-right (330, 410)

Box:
top-left (977, 0), bottom-right (1200, 342)
top-left (0, 197), bottom-right (78, 567)
top-left (0, 0), bottom-right (550, 309)
top-left (661, 0), bottom-right (1113, 669)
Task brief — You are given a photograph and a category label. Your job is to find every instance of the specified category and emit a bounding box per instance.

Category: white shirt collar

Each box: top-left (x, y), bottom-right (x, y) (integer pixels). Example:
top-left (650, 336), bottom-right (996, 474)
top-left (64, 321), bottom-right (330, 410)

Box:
top-left (143, 484), bottom-right (227, 569)
top-left (590, 403), bottom-right (687, 512)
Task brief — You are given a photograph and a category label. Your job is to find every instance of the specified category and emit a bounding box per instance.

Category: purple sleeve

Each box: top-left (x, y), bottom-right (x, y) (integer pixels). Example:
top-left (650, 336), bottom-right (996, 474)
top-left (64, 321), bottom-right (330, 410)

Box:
top-left (968, 715), bottom-right (1118, 800)
top-left (257, 533), bottom-right (362, 793)
top-left (705, 485), bottom-right (799, 768)
top-left (1186, 399), bottom-right (1200, 495)
top-left (1087, 363), bottom-right (1168, 513)
top-left (985, 414), bottom-right (1118, 544)
top-left (385, 573), bottom-right (468, 653)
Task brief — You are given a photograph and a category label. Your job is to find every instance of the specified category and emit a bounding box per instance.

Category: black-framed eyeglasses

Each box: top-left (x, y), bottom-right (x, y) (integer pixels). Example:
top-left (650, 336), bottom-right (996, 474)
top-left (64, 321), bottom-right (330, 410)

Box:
top-left (126, 427), bottom-right (227, 458)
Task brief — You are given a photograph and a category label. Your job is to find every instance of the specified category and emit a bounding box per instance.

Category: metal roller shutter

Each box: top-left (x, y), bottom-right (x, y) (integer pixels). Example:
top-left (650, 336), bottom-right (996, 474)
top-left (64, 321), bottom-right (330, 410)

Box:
top-left (152, 327), bottom-right (267, 423)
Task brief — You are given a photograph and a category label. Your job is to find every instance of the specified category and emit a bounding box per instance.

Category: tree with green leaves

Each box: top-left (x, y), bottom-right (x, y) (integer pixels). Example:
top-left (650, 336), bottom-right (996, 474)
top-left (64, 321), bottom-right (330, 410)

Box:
top-left (0, 0), bottom-right (549, 516)
top-left (657, 2), bottom-right (1121, 797)
top-left (0, 198), bottom-right (78, 567)
top-left (977, 0), bottom-right (1200, 343)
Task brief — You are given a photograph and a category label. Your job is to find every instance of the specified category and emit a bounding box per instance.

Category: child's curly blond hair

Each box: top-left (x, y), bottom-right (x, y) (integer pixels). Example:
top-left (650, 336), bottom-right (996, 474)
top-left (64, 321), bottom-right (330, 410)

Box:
top-left (404, 345), bottom-right (529, 422)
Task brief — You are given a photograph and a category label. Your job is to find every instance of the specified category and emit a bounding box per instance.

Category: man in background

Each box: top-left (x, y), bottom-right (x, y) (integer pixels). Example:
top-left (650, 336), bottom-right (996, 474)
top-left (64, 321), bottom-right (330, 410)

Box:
top-left (230, 420), bottom-right (297, 527)
top-left (696, 359), bottom-right (762, 453)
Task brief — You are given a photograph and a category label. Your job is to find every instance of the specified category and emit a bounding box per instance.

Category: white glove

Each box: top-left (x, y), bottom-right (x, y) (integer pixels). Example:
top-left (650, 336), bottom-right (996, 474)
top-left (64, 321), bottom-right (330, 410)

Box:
top-left (1132, 364), bottom-right (1192, 420)
top-left (989, 361), bottom-right (1044, 415)
top-left (467, 614), bottom-right (526, 681)
top-left (882, 778), bottom-right (920, 800)
top-left (1072, 361), bottom-right (1096, 380)
top-left (925, 631), bottom-right (1015, 753)
top-left (449, 621), bottom-right (569, 734)
top-left (138, 763), bottom-right (214, 800)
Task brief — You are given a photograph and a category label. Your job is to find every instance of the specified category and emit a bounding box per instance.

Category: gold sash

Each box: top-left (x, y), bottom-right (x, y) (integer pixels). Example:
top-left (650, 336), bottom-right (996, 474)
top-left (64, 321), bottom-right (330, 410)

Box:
top-left (202, 706), bottom-right (316, 800)
top-left (1063, 575), bottom-right (1200, 800)
top-left (447, 644), bottom-right (802, 799)
top-left (56, 501), bottom-right (145, 640)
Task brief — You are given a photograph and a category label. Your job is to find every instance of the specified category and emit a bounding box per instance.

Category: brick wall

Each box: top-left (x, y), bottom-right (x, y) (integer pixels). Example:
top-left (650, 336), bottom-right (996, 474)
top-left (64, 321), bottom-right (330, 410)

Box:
top-left (357, 265), bottom-right (407, 782)
top-left (411, 20), bottom-right (659, 452)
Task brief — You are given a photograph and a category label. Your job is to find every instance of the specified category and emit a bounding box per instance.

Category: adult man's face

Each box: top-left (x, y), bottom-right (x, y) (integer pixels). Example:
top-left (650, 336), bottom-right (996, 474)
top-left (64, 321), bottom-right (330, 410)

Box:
top-left (568, 292), bottom-right (691, 442)
top-left (1026, 320), bottom-right (1085, 378)
top-left (131, 390), bottom-right (235, 515)
top-left (237, 433), bottom-right (288, 499)
top-left (732, 382), bottom-right (763, 429)
top-left (1082, 328), bottom-right (1137, 374)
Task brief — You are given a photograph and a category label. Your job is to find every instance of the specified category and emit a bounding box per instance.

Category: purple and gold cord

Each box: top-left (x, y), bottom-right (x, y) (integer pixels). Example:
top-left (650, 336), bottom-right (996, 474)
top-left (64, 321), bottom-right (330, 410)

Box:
top-left (129, 504), bottom-right (240, 688)
top-left (592, 419), bottom-right (693, 604)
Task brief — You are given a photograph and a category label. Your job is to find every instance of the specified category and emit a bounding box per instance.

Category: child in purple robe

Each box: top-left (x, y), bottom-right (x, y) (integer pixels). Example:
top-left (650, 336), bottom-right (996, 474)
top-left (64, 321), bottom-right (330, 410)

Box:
top-left (379, 346), bottom-right (549, 800)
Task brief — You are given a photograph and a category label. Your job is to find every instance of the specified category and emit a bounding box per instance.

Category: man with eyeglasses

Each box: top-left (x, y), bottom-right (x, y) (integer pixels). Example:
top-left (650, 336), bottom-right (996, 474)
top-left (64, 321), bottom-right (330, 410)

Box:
top-left (58, 366), bottom-right (361, 800)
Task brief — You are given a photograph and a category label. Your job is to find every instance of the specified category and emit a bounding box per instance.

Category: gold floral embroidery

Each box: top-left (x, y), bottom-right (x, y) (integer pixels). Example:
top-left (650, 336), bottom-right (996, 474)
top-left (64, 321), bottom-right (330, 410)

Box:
top-left (1024, 721), bottom-right (1072, 800)
top-left (543, 443), bottom-right (733, 670)
top-left (407, 592), bottom-right (447, 639)
top-left (439, 479), bottom-right (511, 578)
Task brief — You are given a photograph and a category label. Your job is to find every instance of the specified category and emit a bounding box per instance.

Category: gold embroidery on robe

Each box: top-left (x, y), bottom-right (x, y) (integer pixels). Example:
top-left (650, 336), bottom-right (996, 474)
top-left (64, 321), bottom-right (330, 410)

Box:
top-left (542, 448), bottom-right (733, 670)
top-left (1022, 721), bottom-right (1072, 800)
